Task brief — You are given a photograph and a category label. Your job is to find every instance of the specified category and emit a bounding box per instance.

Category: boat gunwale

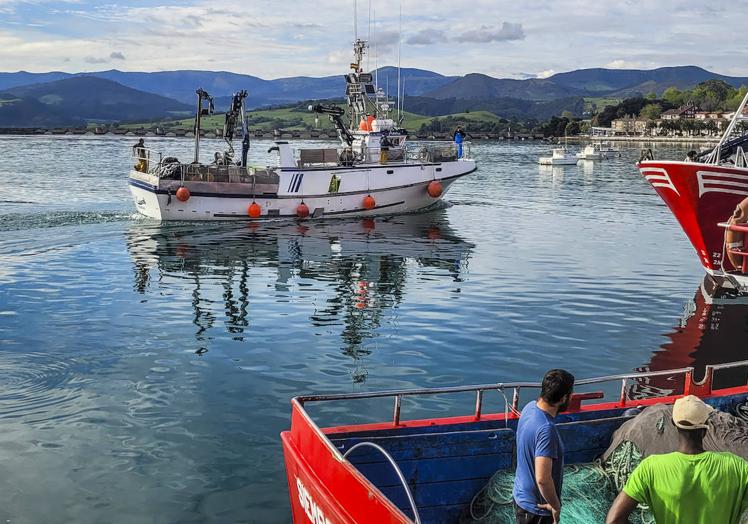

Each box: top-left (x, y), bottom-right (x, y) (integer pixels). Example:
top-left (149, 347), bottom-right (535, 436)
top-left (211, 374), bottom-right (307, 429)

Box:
top-left (289, 360), bottom-right (748, 458)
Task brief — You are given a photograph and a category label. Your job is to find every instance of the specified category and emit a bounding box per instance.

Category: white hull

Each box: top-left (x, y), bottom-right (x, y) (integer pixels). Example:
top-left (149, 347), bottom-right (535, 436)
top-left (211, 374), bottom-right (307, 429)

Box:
top-left (129, 160), bottom-right (475, 221)
top-left (576, 153), bottom-right (603, 160)
top-left (538, 157), bottom-right (578, 166)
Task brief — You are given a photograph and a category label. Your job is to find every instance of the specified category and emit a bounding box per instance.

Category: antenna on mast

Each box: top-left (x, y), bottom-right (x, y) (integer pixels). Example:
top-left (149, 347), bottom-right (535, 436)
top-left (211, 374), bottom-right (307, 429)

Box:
top-left (397, 3), bottom-right (402, 122)
top-left (367, 0), bottom-right (371, 70)
top-left (373, 8), bottom-right (378, 88)
top-left (354, 0), bottom-right (358, 40)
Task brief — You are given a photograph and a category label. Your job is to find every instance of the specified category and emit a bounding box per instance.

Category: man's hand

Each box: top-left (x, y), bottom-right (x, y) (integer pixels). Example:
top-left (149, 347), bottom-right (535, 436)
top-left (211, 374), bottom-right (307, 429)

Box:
top-left (537, 503), bottom-right (560, 523)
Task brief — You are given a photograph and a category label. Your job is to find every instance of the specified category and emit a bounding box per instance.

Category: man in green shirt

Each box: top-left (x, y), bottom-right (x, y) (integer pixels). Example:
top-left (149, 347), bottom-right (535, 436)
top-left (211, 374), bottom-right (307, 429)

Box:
top-left (606, 395), bottom-right (748, 524)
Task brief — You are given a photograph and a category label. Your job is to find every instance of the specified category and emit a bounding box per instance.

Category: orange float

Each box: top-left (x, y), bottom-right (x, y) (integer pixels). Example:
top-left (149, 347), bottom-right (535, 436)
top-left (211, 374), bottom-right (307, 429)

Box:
top-left (175, 187), bottom-right (190, 202)
top-left (362, 195), bottom-right (376, 210)
top-left (247, 202), bottom-right (261, 218)
top-left (427, 180), bottom-right (443, 198)
top-left (296, 202), bottom-right (310, 218)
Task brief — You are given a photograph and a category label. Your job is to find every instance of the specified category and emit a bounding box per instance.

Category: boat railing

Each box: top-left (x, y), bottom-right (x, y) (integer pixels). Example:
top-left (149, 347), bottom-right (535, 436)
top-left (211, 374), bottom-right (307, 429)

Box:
top-left (295, 360), bottom-right (748, 428)
top-left (296, 141), bottom-right (472, 167)
top-left (405, 141), bottom-right (471, 162)
top-left (131, 147), bottom-right (162, 174)
top-left (736, 147), bottom-right (748, 168)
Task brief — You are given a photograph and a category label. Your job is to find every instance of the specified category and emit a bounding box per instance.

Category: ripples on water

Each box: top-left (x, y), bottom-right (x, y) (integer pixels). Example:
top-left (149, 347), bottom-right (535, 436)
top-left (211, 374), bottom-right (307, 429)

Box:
top-left (0, 136), bottom-right (746, 522)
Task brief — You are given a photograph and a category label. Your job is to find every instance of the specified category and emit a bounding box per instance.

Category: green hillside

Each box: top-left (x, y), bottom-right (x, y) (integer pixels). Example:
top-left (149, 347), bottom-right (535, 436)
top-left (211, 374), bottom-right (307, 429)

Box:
top-left (124, 105), bottom-right (507, 133)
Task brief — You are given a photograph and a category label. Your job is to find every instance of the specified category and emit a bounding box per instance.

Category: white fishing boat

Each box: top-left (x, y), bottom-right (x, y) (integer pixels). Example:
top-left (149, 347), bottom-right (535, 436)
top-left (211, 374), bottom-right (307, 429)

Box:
top-left (576, 144), bottom-right (604, 161)
top-left (598, 143), bottom-right (622, 159)
top-left (538, 148), bottom-right (578, 165)
top-left (128, 40), bottom-right (475, 221)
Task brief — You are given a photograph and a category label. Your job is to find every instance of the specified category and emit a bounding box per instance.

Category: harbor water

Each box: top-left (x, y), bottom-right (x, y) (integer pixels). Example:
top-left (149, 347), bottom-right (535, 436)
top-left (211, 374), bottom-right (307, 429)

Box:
top-left (0, 136), bottom-right (744, 523)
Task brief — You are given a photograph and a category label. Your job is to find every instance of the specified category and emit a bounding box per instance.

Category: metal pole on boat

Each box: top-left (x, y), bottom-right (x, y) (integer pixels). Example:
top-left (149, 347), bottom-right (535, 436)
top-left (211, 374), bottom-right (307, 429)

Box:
top-left (711, 90), bottom-right (748, 164)
top-left (194, 90), bottom-right (202, 164)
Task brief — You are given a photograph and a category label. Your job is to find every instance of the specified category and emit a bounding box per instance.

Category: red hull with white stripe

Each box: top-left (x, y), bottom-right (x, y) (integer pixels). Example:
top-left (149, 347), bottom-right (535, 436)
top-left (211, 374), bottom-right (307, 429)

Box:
top-left (639, 160), bottom-right (748, 287)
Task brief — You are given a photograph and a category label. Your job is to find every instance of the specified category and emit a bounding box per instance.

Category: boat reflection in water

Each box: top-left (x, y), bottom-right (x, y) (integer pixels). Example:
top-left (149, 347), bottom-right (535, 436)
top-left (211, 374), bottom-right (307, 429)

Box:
top-left (633, 275), bottom-right (748, 398)
top-left (125, 212), bottom-right (473, 383)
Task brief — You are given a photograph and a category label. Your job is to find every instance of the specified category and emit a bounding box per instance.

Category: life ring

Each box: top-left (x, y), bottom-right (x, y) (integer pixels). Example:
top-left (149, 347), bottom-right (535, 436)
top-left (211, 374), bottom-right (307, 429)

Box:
top-left (725, 197), bottom-right (748, 269)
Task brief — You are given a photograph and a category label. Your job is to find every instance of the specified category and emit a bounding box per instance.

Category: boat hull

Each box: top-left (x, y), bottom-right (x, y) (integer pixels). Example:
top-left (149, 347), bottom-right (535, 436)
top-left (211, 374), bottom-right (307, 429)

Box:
top-left (281, 365), bottom-right (748, 524)
top-left (538, 158), bottom-right (578, 165)
top-left (129, 161), bottom-right (475, 221)
top-left (639, 160), bottom-right (748, 287)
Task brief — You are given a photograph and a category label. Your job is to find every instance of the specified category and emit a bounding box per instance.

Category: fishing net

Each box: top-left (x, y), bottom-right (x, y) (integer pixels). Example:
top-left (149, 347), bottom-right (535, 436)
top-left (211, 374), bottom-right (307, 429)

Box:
top-left (462, 401), bottom-right (748, 524)
top-left (461, 440), bottom-right (654, 524)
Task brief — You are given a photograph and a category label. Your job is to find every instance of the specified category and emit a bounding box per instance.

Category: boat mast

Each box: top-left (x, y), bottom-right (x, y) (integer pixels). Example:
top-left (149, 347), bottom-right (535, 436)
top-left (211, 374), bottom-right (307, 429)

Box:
top-left (397, 4), bottom-right (402, 123)
top-left (193, 88), bottom-right (214, 164)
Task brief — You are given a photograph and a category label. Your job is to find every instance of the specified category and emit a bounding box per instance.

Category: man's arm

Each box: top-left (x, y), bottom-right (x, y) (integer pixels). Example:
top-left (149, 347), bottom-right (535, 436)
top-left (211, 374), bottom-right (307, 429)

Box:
top-left (535, 456), bottom-right (561, 524)
top-left (605, 491), bottom-right (639, 524)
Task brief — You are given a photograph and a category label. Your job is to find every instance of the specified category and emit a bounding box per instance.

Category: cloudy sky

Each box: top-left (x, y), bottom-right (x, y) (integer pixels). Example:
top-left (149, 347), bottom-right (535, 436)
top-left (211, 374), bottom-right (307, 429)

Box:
top-left (0, 0), bottom-right (746, 79)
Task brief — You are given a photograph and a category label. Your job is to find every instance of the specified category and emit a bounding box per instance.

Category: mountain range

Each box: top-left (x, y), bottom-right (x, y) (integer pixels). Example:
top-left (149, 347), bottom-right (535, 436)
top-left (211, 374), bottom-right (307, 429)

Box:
top-left (1, 65), bottom-right (747, 128)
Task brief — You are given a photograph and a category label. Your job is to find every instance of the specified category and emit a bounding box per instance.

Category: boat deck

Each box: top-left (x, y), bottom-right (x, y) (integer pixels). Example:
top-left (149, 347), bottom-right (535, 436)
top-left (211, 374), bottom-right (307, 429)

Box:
top-left (282, 361), bottom-right (748, 524)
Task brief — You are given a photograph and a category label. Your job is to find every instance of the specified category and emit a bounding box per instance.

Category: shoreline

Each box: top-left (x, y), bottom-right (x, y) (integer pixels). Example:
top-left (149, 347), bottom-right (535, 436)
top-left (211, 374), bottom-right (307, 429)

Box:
top-left (0, 127), bottom-right (722, 145)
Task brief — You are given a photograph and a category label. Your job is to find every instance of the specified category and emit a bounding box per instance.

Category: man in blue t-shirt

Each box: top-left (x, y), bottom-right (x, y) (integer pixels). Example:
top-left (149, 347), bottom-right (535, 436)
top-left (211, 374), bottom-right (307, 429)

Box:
top-left (513, 369), bottom-right (575, 524)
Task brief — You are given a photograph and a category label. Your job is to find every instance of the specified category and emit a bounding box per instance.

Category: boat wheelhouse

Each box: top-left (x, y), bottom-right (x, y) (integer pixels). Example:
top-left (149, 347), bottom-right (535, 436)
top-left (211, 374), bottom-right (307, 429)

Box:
top-left (128, 40), bottom-right (475, 221)
top-left (281, 361), bottom-right (748, 524)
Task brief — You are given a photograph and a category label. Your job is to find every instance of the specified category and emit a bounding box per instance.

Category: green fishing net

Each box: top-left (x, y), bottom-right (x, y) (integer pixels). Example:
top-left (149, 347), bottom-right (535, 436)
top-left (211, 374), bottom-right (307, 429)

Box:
top-left (461, 440), bottom-right (654, 524)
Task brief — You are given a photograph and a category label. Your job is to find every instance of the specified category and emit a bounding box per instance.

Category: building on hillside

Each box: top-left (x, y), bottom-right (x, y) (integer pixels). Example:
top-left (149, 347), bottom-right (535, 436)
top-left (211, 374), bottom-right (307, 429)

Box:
top-left (661, 103), bottom-right (699, 120)
top-left (695, 111), bottom-right (729, 120)
top-left (611, 115), bottom-right (650, 135)
top-left (590, 126), bottom-right (615, 137)
top-left (724, 107), bottom-right (748, 120)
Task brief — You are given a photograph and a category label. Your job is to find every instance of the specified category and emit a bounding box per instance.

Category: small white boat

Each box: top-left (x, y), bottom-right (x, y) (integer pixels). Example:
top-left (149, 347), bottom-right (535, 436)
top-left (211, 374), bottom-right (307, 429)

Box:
top-left (576, 144), bottom-right (604, 161)
top-left (599, 143), bottom-right (622, 158)
top-left (538, 148), bottom-right (578, 165)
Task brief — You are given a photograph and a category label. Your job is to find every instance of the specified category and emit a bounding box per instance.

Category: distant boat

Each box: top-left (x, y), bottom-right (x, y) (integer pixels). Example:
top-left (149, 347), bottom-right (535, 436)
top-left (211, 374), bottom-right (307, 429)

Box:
top-left (538, 147), bottom-right (578, 165)
top-left (598, 143), bottom-right (622, 159)
top-left (576, 144), bottom-right (604, 161)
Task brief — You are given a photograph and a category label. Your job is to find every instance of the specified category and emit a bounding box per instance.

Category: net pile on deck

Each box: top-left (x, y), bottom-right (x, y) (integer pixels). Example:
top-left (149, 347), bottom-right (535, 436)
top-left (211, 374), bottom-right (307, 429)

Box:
top-left (462, 402), bottom-right (748, 524)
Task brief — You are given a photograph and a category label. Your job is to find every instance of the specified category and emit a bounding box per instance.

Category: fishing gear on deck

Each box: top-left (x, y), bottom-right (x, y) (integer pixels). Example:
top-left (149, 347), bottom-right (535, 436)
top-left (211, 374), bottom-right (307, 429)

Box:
top-left (309, 103), bottom-right (354, 145)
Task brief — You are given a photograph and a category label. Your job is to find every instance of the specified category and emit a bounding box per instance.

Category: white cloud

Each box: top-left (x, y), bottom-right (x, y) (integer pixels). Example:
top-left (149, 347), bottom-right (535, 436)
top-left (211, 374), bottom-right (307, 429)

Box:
top-left (454, 22), bottom-right (525, 43)
top-left (0, 0), bottom-right (746, 79)
top-left (605, 59), bottom-right (655, 70)
top-left (407, 29), bottom-right (446, 46)
top-left (537, 69), bottom-right (556, 79)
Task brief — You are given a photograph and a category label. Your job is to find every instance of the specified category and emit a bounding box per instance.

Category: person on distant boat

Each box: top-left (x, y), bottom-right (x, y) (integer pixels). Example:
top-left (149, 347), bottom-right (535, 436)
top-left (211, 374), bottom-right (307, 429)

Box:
top-left (453, 125), bottom-right (466, 159)
top-left (132, 138), bottom-right (147, 172)
top-left (513, 369), bottom-right (575, 524)
top-left (606, 395), bottom-right (748, 524)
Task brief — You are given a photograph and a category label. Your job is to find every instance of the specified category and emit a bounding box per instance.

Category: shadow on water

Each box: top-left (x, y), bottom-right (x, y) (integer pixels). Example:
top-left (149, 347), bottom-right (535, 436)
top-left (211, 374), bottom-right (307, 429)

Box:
top-left (125, 211), bottom-right (474, 385)
top-left (631, 275), bottom-right (748, 399)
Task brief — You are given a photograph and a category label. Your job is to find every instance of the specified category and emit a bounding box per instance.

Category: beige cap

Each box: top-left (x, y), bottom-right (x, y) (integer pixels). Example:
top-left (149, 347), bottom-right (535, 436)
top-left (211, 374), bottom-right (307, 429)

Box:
top-left (672, 395), bottom-right (714, 430)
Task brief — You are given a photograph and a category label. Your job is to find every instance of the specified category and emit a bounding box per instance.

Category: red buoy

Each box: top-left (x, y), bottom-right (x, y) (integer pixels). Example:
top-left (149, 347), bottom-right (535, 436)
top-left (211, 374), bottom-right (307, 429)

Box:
top-left (296, 202), bottom-right (310, 218)
top-left (363, 194), bottom-right (376, 210)
top-left (361, 218), bottom-right (376, 232)
top-left (247, 202), bottom-right (261, 218)
top-left (427, 180), bottom-right (443, 198)
top-left (176, 186), bottom-right (190, 202)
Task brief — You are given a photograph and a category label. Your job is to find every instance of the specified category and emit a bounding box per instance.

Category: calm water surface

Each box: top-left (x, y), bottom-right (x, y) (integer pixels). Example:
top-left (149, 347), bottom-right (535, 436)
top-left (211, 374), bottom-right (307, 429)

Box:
top-left (0, 136), bottom-right (745, 523)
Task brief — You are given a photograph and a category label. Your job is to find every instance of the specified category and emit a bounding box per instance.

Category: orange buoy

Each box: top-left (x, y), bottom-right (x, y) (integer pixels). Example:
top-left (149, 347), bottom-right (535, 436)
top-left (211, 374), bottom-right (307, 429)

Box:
top-left (296, 202), bottom-right (310, 218)
top-left (361, 218), bottom-right (376, 232)
top-left (363, 194), bottom-right (376, 210)
top-left (176, 186), bottom-right (190, 202)
top-left (247, 202), bottom-right (261, 218)
top-left (427, 180), bottom-right (443, 198)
